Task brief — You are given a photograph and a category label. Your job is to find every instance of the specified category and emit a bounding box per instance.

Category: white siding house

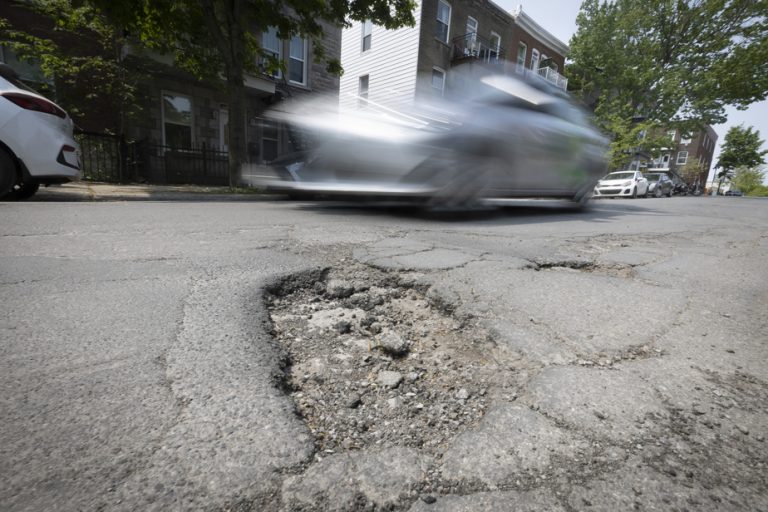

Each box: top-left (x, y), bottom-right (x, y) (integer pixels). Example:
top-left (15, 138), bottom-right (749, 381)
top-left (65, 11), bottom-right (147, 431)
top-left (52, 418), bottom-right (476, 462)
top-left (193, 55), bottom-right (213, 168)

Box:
top-left (339, 6), bottom-right (422, 109)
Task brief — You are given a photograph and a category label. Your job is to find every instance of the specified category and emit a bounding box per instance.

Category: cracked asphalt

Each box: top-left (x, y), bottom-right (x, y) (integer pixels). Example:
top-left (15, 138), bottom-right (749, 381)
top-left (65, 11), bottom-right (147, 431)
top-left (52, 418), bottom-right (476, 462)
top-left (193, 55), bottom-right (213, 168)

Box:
top-left (1, 195), bottom-right (767, 511)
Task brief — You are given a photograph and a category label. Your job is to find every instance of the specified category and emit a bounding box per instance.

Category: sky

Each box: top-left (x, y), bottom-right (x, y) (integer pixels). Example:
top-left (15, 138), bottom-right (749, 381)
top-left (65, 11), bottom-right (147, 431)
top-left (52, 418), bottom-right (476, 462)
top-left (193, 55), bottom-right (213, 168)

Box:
top-left (494, 0), bottom-right (768, 182)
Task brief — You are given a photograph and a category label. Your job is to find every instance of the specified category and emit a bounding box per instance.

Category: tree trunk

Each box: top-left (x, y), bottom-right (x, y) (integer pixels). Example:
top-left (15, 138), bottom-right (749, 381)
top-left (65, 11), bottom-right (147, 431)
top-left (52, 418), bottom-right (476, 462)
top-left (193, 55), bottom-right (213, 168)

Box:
top-left (226, 80), bottom-right (247, 188)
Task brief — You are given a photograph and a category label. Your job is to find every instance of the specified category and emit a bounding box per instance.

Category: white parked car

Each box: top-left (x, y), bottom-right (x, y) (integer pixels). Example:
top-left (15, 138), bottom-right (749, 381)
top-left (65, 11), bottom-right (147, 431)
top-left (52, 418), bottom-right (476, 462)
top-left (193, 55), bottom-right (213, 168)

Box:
top-left (0, 63), bottom-right (80, 199)
top-left (593, 170), bottom-right (649, 199)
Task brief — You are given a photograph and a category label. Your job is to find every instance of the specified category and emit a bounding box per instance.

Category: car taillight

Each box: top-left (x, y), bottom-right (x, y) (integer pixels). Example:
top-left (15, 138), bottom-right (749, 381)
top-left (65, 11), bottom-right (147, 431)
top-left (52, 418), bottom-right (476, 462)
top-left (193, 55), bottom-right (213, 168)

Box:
top-left (2, 92), bottom-right (66, 118)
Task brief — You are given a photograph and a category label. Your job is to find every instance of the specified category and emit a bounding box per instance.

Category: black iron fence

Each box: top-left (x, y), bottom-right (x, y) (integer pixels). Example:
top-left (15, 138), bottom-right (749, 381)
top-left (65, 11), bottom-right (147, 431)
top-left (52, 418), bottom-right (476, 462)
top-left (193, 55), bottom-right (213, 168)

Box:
top-left (76, 131), bottom-right (126, 183)
top-left (75, 131), bottom-right (230, 186)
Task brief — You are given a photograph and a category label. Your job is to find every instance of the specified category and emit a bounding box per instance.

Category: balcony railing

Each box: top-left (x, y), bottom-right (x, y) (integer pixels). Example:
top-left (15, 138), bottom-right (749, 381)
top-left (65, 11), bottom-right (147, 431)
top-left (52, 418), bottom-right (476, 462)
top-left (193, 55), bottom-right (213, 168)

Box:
top-left (451, 33), bottom-right (505, 64)
top-left (535, 66), bottom-right (568, 91)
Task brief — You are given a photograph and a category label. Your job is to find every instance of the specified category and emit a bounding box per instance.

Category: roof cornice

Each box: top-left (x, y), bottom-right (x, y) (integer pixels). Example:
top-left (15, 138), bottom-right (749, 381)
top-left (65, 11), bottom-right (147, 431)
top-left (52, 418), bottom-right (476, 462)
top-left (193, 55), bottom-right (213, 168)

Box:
top-left (510, 5), bottom-right (569, 56)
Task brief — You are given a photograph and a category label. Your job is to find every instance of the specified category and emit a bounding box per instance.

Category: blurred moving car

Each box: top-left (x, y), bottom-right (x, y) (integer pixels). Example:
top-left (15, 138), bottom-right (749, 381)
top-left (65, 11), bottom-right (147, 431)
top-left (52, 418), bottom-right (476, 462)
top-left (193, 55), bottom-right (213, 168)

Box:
top-left (255, 74), bottom-right (608, 209)
top-left (592, 170), bottom-right (649, 198)
top-left (0, 63), bottom-right (80, 200)
top-left (645, 172), bottom-right (673, 197)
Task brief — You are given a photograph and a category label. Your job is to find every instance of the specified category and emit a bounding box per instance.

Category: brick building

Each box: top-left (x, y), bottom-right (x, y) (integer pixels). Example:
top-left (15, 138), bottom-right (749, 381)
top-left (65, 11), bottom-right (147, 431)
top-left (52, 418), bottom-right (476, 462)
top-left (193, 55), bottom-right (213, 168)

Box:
top-left (340, 1), bottom-right (568, 110)
top-left (646, 126), bottom-right (718, 187)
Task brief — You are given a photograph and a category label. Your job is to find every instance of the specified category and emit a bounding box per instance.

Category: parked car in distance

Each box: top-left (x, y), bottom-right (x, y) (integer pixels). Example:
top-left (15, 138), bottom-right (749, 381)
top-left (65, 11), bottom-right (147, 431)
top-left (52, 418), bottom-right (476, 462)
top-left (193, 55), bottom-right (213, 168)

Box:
top-left (724, 189), bottom-right (743, 196)
top-left (0, 63), bottom-right (80, 200)
top-left (645, 172), bottom-right (673, 197)
top-left (593, 170), bottom-right (649, 198)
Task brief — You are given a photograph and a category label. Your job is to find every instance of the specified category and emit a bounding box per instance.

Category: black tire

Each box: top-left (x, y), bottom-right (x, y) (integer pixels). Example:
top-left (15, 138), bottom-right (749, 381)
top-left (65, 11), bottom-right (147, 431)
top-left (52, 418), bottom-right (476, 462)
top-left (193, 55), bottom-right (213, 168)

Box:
top-left (11, 181), bottom-right (40, 200)
top-left (666, 188), bottom-right (673, 198)
top-left (0, 147), bottom-right (17, 199)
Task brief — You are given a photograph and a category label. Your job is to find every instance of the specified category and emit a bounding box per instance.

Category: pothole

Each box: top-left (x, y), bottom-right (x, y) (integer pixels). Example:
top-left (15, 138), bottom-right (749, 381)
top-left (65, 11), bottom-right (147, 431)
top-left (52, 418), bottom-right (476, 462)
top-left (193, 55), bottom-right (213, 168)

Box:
top-left (264, 261), bottom-right (522, 460)
top-left (527, 259), bottom-right (635, 278)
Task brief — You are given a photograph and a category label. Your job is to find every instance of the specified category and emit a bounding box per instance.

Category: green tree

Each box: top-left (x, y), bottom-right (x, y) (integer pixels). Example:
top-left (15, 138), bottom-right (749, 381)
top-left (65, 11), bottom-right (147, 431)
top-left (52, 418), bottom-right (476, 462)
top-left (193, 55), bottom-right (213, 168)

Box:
top-left (716, 125), bottom-right (768, 175)
top-left (715, 125), bottom-right (767, 193)
top-left (568, 0), bottom-right (768, 167)
top-left (0, 0), bottom-right (139, 135)
top-left (731, 166), bottom-right (766, 195)
top-left (91, 0), bottom-right (416, 187)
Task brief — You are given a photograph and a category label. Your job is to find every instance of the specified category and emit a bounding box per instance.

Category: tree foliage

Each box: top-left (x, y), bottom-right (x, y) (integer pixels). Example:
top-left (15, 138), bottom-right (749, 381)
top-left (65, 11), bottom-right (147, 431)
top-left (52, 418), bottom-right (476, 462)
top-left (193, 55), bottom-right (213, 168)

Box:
top-left (568, 0), bottom-right (768, 168)
top-left (90, 0), bottom-right (417, 186)
top-left (731, 165), bottom-right (766, 195)
top-left (715, 125), bottom-right (768, 175)
top-left (0, 0), bottom-right (139, 134)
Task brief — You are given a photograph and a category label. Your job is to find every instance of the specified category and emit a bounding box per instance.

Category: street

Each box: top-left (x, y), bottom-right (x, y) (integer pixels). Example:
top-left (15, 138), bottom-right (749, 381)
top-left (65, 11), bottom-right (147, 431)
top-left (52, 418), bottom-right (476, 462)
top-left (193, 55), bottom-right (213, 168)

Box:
top-left (1, 194), bottom-right (767, 511)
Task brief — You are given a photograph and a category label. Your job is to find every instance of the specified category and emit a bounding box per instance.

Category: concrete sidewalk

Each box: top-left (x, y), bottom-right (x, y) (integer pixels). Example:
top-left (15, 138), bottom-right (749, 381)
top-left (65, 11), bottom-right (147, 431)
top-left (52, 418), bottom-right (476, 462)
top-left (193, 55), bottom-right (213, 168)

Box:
top-left (30, 181), bottom-right (270, 202)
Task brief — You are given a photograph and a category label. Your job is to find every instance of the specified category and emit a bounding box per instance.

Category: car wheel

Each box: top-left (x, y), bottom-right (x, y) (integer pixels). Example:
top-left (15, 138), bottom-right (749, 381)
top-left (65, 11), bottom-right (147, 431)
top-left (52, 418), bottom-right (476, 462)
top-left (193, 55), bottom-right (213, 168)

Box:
top-left (666, 188), bottom-right (673, 197)
top-left (654, 186), bottom-right (662, 198)
top-left (11, 181), bottom-right (40, 200)
top-left (0, 148), bottom-right (18, 199)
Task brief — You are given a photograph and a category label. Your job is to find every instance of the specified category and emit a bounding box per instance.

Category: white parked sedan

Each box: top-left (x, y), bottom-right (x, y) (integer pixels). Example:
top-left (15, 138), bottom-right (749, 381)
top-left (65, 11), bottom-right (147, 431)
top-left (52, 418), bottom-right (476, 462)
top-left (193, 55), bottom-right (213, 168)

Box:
top-left (593, 170), bottom-right (649, 198)
top-left (0, 63), bottom-right (80, 199)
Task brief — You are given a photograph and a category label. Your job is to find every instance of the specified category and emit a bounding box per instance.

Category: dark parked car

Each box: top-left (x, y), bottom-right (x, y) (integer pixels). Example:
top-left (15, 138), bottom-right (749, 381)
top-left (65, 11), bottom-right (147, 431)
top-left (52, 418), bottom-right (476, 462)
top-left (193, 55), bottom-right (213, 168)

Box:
top-left (725, 189), bottom-right (743, 196)
top-left (645, 173), bottom-right (673, 197)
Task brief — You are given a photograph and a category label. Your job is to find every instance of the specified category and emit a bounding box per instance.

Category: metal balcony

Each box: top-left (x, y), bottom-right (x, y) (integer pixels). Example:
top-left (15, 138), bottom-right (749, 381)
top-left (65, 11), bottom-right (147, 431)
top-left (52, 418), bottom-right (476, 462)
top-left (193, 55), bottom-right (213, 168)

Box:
top-left (451, 33), bottom-right (505, 64)
top-left (535, 66), bottom-right (568, 91)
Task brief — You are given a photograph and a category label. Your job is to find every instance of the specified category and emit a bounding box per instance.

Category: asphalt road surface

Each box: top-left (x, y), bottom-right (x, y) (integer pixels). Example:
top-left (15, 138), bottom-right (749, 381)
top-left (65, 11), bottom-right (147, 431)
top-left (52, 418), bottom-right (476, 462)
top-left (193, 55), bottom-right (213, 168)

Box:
top-left (1, 195), bottom-right (767, 511)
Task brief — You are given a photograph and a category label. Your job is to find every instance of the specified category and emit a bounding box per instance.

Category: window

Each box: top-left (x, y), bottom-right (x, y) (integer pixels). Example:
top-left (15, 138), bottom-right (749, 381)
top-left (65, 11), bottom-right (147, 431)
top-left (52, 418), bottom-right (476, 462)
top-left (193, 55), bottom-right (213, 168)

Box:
top-left (676, 151), bottom-right (688, 165)
top-left (681, 133), bottom-right (691, 145)
top-left (662, 153), bottom-right (670, 166)
top-left (289, 36), bottom-right (307, 85)
top-left (516, 42), bottom-right (527, 73)
top-left (262, 27), bottom-right (282, 78)
top-left (436, 0), bottom-right (451, 43)
top-left (466, 16), bottom-right (477, 51)
top-left (489, 32), bottom-right (500, 61)
top-left (162, 93), bottom-right (192, 149)
top-left (358, 75), bottom-right (369, 106)
top-left (361, 20), bottom-right (373, 51)
top-left (431, 67), bottom-right (445, 95)
top-left (262, 119), bottom-right (279, 162)
top-left (530, 48), bottom-right (540, 70)
top-left (667, 129), bottom-right (676, 141)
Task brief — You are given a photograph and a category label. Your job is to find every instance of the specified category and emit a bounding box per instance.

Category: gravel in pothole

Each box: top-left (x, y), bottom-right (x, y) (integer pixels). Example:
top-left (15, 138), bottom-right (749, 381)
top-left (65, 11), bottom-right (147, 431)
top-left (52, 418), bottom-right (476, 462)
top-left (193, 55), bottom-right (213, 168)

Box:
top-left (266, 262), bottom-right (517, 458)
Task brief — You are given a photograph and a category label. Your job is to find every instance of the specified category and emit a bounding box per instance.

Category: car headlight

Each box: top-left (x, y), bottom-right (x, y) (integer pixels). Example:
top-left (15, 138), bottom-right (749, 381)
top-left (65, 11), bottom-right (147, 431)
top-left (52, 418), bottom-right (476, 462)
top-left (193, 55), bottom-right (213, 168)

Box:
top-left (622, 181), bottom-right (632, 186)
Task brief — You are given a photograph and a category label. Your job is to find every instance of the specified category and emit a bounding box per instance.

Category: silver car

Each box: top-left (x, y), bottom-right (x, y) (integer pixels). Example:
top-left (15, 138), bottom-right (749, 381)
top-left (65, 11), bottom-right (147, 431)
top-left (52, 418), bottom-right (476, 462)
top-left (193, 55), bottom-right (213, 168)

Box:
top-left (256, 74), bottom-right (608, 209)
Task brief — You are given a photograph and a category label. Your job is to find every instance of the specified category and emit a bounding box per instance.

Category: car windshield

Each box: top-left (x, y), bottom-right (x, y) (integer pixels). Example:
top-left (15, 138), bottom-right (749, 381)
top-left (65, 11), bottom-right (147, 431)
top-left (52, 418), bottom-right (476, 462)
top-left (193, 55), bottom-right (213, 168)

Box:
top-left (603, 172), bottom-right (634, 180)
top-left (646, 174), bottom-right (660, 181)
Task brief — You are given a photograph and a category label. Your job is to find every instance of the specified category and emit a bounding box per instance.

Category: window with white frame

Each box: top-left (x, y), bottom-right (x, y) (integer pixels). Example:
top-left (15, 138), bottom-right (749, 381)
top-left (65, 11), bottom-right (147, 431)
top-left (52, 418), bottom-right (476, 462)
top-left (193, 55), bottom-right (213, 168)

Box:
top-left (289, 36), bottom-right (307, 85)
top-left (676, 151), bottom-right (688, 165)
top-left (466, 16), bottom-right (477, 53)
top-left (530, 48), bottom-right (540, 70)
top-left (361, 20), bottom-right (373, 51)
top-left (667, 129), bottom-right (676, 141)
top-left (261, 27), bottom-right (282, 78)
top-left (431, 67), bottom-right (446, 95)
top-left (489, 32), bottom-right (500, 61)
top-left (681, 133), bottom-right (691, 145)
top-left (516, 42), bottom-right (527, 73)
top-left (162, 92), bottom-right (192, 149)
top-left (436, 0), bottom-right (451, 43)
top-left (662, 153), bottom-right (670, 166)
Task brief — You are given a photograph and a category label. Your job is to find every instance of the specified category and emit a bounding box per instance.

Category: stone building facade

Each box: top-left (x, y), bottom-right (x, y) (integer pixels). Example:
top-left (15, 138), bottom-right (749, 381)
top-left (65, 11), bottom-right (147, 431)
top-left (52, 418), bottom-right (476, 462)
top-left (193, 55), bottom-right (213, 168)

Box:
top-left (1, 0), bottom-right (341, 172)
